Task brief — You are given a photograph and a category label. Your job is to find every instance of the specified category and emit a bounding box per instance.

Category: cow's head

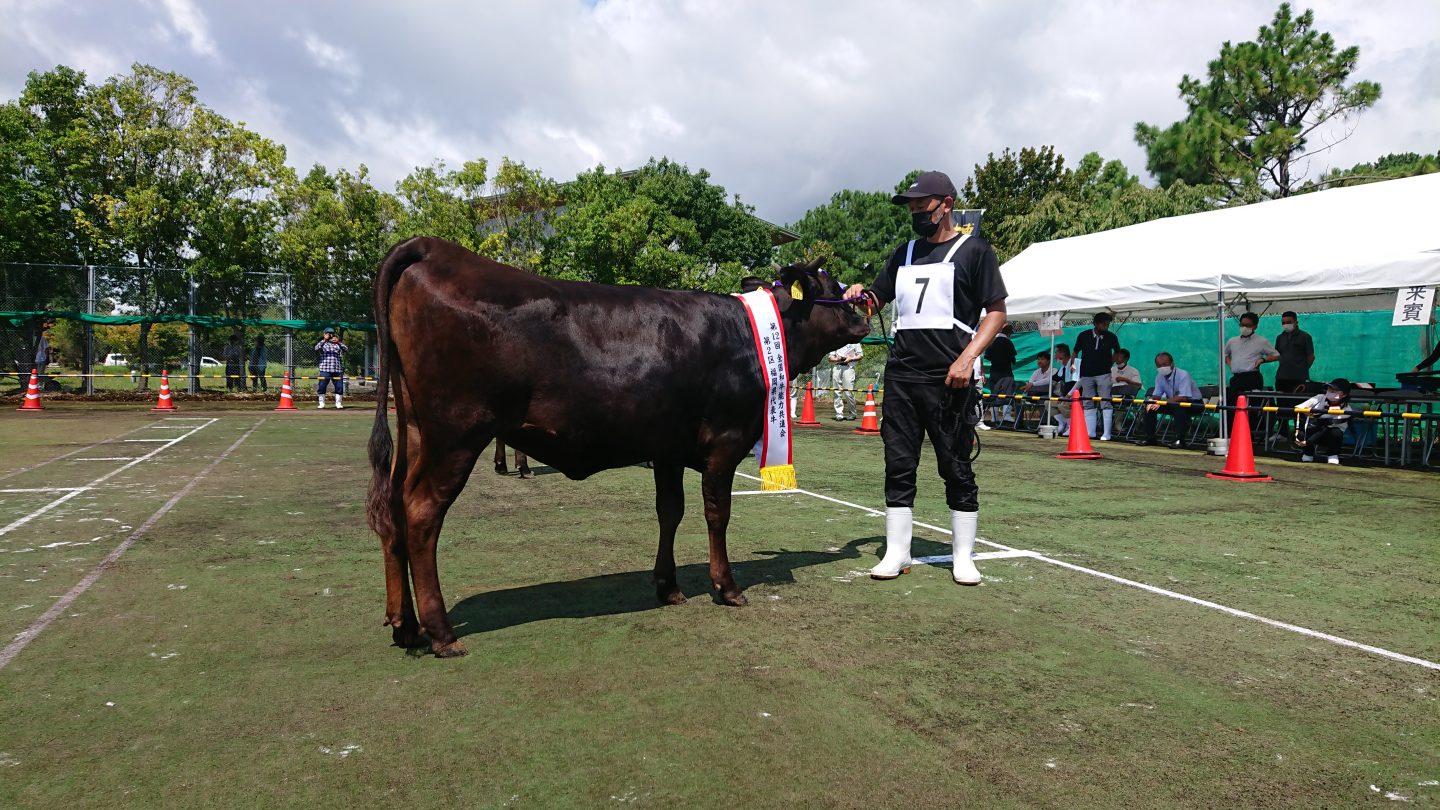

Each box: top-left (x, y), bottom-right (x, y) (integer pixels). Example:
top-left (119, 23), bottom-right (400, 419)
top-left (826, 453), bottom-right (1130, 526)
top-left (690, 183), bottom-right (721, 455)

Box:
top-left (771, 257), bottom-right (872, 375)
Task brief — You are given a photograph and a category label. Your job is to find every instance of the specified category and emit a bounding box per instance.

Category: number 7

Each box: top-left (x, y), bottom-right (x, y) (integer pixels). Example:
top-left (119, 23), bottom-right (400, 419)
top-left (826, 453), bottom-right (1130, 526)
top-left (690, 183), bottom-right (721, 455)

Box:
top-left (913, 276), bottom-right (930, 313)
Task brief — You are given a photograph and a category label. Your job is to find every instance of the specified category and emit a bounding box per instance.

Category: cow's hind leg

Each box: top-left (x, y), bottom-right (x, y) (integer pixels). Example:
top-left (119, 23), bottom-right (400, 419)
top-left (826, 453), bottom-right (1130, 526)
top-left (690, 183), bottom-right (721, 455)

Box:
top-left (405, 443), bottom-right (484, 657)
top-left (381, 532), bottom-right (425, 648)
top-left (653, 462), bottom-right (686, 605)
top-left (700, 464), bottom-right (746, 607)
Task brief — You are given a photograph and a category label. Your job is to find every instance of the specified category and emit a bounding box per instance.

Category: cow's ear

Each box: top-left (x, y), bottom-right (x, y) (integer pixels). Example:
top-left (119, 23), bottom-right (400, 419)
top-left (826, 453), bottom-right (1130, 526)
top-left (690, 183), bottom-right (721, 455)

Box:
top-left (777, 258), bottom-right (824, 311)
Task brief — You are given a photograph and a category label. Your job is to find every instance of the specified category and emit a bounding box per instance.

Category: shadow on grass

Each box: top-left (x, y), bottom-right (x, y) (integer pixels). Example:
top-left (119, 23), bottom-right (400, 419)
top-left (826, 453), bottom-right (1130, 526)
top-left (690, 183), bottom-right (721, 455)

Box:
top-left (448, 534), bottom-right (952, 638)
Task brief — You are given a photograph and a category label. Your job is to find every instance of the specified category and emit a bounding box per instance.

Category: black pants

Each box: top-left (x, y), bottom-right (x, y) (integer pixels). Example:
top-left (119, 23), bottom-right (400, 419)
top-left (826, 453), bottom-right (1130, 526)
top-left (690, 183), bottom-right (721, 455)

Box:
top-left (1140, 402), bottom-right (1194, 442)
top-left (1303, 425), bottom-right (1345, 456)
top-left (881, 377), bottom-right (978, 512)
top-left (1273, 377), bottom-right (1305, 431)
top-left (1227, 371), bottom-right (1264, 429)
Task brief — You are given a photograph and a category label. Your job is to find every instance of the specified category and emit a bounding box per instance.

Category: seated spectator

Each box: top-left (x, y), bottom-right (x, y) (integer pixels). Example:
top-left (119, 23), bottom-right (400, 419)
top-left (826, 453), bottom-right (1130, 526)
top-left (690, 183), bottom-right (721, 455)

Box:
top-left (984, 322), bottom-right (1017, 426)
top-left (1294, 378), bottom-right (1354, 464)
top-left (1022, 350), bottom-right (1059, 434)
top-left (1051, 343), bottom-right (1077, 436)
top-left (1134, 352), bottom-right (1203, 448)
top-left (1111, 348), bottom-right (1142, 400)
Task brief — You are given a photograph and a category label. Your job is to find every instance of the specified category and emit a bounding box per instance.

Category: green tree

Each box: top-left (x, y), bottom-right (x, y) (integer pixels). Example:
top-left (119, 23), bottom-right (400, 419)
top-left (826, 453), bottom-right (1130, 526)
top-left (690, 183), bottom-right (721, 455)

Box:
top-left (778, 188), bottom-right (907, 285)
top-left (475, 157), bottom-right (561, 271)
top-left (276, 164), bottom-right (400, 322)
top-left (542, 158), bottom-right (772, 292)
top-left (1135, 3), bottom-right (1382, 199)
top-left (1301, 149), bottom-right (1440, 192)
top-left (958, 146), bottom-right (1070, 261)
top-left (395, 158), bottom-right (491, 252)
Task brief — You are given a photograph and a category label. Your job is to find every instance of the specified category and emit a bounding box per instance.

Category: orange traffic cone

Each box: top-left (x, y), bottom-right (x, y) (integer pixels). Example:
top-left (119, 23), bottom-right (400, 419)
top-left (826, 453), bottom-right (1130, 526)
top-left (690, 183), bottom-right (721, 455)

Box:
top-left (851, 385), bottom-right (881, 435)
top-left (795, 381), bottom-right (820, 426)
top-left (16, 368), bottom-right (45, 412)
top-left (274, 372), bottom-right (297, 411)
top-left (150, 370), bottom-right (177, 412)
top-left (1206, 395), bottom-right (1273, 482)
top-left (1056, 389), bottom-right (1102, 459)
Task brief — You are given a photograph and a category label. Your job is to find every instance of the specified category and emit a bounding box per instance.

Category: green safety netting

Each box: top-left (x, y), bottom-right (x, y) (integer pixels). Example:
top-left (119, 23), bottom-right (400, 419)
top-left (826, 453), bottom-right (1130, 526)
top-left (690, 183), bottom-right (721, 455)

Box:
top-left (1, 311), bottom-right (376, 332)
top-left (1010, 310), bottom-right (1434, 388)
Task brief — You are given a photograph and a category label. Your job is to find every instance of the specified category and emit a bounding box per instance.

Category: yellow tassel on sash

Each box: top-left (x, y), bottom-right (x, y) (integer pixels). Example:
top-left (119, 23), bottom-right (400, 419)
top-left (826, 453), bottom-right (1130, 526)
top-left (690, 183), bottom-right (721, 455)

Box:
top-left (759, 463), bottom-right (796, 491)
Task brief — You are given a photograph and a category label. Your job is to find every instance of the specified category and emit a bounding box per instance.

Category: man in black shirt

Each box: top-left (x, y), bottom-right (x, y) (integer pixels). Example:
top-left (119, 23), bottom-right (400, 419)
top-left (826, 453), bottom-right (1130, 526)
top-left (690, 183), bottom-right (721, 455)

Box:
top-left (843, 170), bottom-right (1008, 586)
top-left (1072, 313), bottom-right (1121, 441)
top-left (984, 322), bottom-right (1017, 425)
top-left (1273, 310), bottom-right (1315, 436)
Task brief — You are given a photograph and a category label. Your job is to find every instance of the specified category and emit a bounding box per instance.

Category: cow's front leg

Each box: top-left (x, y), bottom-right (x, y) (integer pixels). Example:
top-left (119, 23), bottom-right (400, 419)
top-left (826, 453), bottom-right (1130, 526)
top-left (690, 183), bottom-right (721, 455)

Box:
top-left (700, 465), bottom-right (746, 606)
top-left (652, 462), bottom-right (686, 605)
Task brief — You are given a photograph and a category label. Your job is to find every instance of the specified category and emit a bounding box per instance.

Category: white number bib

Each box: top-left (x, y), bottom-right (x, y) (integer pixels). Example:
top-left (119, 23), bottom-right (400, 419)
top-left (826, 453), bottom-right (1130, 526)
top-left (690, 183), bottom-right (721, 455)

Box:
top-left (893, 236), bottom-right (973, 334)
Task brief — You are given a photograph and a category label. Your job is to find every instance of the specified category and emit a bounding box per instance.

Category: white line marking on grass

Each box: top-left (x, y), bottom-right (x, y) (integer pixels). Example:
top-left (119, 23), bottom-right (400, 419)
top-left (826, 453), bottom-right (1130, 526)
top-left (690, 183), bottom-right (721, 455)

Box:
top-left (734, 472), bottom-right (1440, 672)
top-left (0, 423), bottom-right (155, 482)
top-left (72, 457), bottom-right (138, 462)
top-left (123, 439), bottom-right (172, 442)
top-left (731, 489), bottom-right (800, 495)
top-left (0, 487), bottom-right (88, 494)
top-left (914, 550), bottom-right (1038, 564)
top-left (0, 419), bottom-right (217, 540)
top-left (0, 418), bottom-right (265, 670)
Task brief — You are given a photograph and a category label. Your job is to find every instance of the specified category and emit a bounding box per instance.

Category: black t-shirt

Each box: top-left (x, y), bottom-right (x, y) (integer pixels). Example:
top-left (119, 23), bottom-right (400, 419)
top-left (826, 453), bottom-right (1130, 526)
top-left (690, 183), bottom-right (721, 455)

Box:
top-left (871, 234), bottom-right (1007, 383)
top-left (1072, 327), bottom-right (1120, 377)
top-left (985, 333), bottom-right (1017, 378)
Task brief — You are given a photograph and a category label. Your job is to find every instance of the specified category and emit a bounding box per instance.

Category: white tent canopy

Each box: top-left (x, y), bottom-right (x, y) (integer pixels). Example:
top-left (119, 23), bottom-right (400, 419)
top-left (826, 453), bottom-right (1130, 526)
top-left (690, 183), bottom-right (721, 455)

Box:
top-left (1000, 172), bottom-right (1440, 318)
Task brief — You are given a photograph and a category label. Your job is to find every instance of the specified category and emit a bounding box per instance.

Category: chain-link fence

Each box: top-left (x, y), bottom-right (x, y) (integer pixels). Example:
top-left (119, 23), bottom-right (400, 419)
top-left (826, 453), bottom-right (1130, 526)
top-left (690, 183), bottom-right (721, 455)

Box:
top-left (2, 262), bottom-right (377, 396)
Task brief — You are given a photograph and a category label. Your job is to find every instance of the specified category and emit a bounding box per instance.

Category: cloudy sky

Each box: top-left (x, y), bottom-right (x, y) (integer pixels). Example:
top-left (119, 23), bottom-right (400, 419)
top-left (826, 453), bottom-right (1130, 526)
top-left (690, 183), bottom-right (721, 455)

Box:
top-left (3, 0), bottom-right (1437, 224)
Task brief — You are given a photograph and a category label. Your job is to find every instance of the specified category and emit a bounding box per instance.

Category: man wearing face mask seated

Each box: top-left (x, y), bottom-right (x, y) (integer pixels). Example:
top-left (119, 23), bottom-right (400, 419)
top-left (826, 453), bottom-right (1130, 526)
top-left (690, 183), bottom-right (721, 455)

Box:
top-left (1134, 352), bottom-right (1203, 448)
top-left (1293, 378), bottom-right (1355, 464)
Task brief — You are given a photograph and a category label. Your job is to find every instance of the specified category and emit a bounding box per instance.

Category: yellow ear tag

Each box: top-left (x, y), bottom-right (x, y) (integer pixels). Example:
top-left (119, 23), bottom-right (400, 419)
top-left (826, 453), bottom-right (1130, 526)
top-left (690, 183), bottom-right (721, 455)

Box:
top-left (790, 281), bottom-right (804, 301)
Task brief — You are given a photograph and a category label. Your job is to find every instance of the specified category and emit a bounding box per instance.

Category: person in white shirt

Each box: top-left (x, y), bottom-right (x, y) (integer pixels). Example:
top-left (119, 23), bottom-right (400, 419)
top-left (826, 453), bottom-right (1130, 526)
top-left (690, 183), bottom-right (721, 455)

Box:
top-left (1134, 352), bottom-right (1204, 448)
top-left (1022, 350), bottom-right (1059, 433)
top-left (1051, 343), bottom-right (1077, 435)
top-left (1111, 348), bottom-right (1142, 400)
top-left (829, 342), bottom-right (864, 420)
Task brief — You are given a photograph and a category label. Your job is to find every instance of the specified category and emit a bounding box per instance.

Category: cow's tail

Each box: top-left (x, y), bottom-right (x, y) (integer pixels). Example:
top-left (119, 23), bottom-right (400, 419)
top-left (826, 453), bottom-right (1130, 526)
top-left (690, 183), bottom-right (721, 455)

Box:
top-left (366, 238), bottom-right (428, 539)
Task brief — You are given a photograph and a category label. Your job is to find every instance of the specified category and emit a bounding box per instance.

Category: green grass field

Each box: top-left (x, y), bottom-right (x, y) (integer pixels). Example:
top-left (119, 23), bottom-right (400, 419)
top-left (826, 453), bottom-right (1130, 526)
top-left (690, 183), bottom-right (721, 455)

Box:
top-left (0, 404), bottom-right (1436, 808)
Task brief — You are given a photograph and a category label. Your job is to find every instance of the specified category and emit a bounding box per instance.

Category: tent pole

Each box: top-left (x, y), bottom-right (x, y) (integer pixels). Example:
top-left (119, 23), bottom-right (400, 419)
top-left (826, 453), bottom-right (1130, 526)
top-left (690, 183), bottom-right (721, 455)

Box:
top-left (1216, 290), bottom-right (1228, 440)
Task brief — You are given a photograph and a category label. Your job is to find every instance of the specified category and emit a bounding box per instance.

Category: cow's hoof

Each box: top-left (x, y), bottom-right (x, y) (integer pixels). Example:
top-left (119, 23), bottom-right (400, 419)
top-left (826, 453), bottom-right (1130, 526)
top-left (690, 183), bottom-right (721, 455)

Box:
top-left (432, 639), bottom-right (468, 658)
top-left (657, 589), bottom-right (687, 606)
top-left (493, 463), bottom-right (508, 475)
top-left (390, 625), bottom-right (429, 649)
top-left (517, 467), bottom-right (534, 480)
top-left (715, 591), bottom-right (748, 607)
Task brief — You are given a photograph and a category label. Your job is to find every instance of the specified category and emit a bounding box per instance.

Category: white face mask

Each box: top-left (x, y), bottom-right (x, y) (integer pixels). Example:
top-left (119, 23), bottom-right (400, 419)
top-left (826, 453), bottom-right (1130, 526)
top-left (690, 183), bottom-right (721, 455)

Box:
top-left (1282, 323), bottom-right (1296, 332)
top-left (1239, 326), bottom-right (1254, 337)
top-left (1156, 366), bottom-right (1173, 376)
top-left (1326, 391), bottom-right (1343, 403)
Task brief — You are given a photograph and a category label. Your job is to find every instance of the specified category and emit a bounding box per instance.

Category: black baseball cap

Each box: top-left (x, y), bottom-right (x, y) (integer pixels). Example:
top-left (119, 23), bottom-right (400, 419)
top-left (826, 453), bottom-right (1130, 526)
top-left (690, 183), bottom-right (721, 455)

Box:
top-left (892, 171), bottom-right (957, 204)
top-left (1326, 378), bottom-right (1351, 394)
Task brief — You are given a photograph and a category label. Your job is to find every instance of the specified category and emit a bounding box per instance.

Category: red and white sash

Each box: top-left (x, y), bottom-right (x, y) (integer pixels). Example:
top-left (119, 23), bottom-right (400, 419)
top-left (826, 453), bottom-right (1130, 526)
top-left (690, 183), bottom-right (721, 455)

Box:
top-left (737, 289), bottom-right (795, 490)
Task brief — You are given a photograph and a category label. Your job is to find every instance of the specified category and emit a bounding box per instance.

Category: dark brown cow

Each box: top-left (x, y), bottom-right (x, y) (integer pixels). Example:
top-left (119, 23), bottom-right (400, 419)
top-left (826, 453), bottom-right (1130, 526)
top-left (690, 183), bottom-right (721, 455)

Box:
top-left (366, 237), bottom-right (870, 656)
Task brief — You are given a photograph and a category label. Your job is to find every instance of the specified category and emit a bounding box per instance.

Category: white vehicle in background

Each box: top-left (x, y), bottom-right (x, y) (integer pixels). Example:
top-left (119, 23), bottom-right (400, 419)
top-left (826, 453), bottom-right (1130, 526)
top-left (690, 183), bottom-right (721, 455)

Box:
top-left (199, 356), bottom-right (222, 367)
top-left (102, 353), bottom-right (129, 366)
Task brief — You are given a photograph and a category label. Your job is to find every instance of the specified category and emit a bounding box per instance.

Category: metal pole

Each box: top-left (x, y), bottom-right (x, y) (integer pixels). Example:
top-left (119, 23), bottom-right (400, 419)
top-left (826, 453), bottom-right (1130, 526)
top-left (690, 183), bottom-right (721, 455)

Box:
top-left (83, 263), bottom-right (95, 395)
top-left (188, 274), bottom-right (199, 394)
top-left (283, 276), bottom-right (294, 381)
top-left (1217, 289), bottom-right (1228, 440)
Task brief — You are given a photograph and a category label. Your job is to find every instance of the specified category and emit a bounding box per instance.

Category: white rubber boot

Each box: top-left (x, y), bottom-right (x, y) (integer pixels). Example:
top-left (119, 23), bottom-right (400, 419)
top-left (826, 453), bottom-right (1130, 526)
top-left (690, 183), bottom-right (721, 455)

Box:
top-left (334, 394), bottom-right (343, 409)
top-left (1100, 409), bottom-right (1114, 441)
top-left (870, 507), bottom-right (913, 580)
top-left (316, 395), bottom-right (324, 409)
top-left (1084, 408), bottom-right (1098, 438)
top-left (951, 510), bottom-right (982, 585)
